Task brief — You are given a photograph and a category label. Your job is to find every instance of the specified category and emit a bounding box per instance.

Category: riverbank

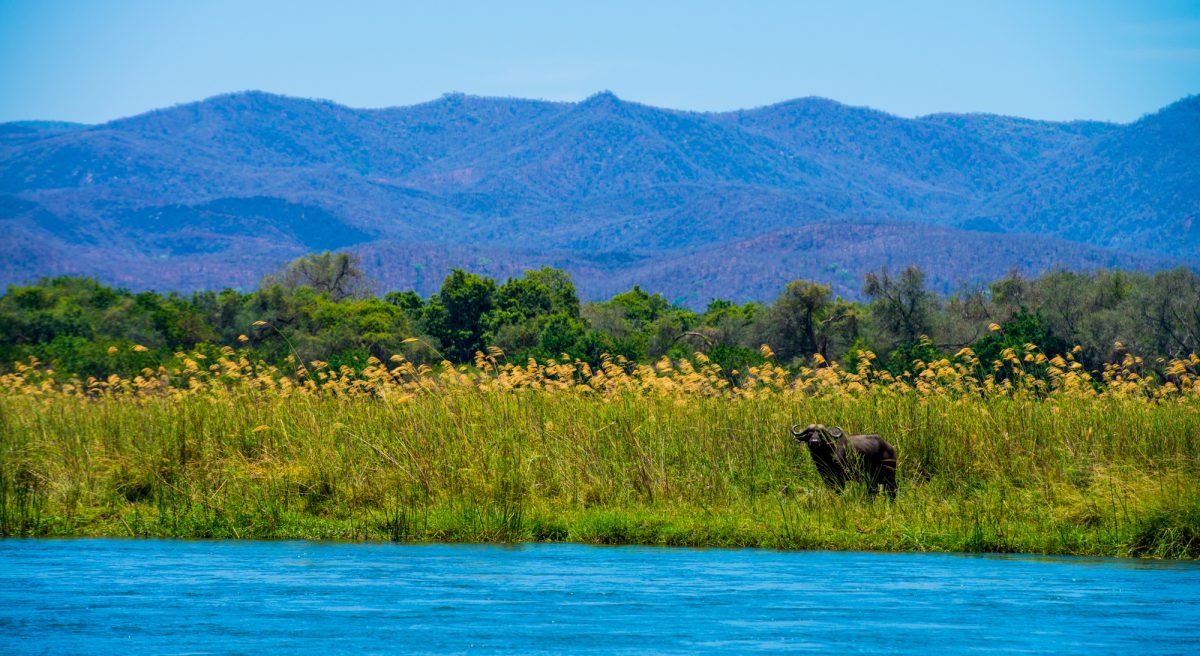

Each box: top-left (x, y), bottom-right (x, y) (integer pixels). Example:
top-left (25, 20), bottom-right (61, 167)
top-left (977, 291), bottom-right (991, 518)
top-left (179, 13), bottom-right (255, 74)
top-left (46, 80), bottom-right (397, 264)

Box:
top-left (2, 352), bottom-right (1198, 558)
top-left (18, 482), bottom-right (1197, 559)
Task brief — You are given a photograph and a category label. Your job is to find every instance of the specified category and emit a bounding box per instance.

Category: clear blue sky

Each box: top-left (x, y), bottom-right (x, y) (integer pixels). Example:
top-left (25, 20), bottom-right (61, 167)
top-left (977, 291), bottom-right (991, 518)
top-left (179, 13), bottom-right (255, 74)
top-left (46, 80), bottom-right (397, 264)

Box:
top-left (1, 0), bottom-right (1197, 124)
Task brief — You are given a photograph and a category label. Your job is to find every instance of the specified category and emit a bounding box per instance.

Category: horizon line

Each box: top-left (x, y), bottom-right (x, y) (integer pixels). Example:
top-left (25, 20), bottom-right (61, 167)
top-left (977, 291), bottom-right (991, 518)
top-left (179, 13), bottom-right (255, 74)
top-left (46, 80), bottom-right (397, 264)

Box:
top-left (6, 88), bottom-right (1196, 128)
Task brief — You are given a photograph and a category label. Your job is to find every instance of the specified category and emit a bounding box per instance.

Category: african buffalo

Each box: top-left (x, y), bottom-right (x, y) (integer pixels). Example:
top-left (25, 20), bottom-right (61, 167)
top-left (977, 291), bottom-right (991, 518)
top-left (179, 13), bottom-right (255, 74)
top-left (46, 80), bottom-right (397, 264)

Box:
top-left (791, 423), bottom-right (897, 500)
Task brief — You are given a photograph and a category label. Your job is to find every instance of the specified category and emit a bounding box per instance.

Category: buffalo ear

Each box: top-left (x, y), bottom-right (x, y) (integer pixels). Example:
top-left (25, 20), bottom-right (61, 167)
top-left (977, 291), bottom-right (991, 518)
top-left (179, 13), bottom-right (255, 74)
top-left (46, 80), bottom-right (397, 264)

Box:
top-left (828, 426), bottom-right (845, 439)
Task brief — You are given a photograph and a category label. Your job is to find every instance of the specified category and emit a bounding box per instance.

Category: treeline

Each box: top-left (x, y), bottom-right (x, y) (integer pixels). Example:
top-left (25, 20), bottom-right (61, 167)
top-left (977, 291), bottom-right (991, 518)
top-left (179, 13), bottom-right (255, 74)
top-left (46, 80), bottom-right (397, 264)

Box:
top-left (2, 252), bottom-right (1198, 379)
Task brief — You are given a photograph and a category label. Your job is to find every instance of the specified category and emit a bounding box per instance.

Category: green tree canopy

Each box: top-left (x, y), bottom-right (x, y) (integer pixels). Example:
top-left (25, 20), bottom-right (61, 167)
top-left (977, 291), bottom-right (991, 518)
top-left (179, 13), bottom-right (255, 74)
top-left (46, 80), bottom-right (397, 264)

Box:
top-left (421, 269), bottom-right (497, 362)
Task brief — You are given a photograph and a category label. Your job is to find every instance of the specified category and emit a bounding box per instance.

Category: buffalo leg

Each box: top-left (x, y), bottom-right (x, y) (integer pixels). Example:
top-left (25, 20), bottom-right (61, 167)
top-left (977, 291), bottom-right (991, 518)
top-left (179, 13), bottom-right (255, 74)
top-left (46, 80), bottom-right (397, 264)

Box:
top-left (881, 459), bottom-right (898, 500)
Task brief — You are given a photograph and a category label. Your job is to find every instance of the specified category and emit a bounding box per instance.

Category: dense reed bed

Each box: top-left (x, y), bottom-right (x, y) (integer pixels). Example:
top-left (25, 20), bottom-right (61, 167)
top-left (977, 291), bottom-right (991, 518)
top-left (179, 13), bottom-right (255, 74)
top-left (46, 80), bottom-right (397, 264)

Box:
top-left (2, 345), bottom-right (1198, 558)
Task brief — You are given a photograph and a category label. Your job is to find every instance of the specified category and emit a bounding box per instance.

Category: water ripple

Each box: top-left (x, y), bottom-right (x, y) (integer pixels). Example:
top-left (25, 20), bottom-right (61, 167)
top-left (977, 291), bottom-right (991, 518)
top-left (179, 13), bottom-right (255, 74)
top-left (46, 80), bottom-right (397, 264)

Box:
top-left (1, 539), bottom-right (1197, 655)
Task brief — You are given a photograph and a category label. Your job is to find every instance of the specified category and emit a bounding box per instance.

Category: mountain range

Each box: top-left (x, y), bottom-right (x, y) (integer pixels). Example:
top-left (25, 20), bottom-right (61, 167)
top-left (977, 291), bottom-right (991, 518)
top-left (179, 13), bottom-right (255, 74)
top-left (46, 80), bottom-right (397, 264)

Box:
top-left (1, 90), bottom-right (1196, 306)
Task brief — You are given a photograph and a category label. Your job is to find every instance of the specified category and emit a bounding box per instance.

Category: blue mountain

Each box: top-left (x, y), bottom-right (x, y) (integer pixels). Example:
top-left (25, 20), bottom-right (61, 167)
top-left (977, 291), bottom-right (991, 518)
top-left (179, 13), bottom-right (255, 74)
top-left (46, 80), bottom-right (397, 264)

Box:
top-left (1, 91), bottom-right (1195, 305)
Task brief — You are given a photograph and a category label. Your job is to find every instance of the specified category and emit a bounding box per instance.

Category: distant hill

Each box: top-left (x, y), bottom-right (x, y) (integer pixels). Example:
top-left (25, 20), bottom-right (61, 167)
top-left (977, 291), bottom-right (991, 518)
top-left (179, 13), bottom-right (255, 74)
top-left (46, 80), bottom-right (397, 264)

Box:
top-left (1, 91), bottom-right (1196, 306)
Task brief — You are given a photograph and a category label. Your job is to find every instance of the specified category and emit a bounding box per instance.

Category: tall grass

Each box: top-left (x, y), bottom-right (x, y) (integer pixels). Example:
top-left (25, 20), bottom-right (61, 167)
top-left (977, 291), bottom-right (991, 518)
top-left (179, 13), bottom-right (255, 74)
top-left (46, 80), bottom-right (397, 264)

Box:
top-left (1, 346), bottom-right (1198, 557)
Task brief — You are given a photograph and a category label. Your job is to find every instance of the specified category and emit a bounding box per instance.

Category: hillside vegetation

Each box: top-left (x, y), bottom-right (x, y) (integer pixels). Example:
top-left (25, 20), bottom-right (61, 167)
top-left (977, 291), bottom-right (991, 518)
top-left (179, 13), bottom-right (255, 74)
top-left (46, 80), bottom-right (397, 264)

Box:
top-left (2, 92), bottom-right (1196, 304)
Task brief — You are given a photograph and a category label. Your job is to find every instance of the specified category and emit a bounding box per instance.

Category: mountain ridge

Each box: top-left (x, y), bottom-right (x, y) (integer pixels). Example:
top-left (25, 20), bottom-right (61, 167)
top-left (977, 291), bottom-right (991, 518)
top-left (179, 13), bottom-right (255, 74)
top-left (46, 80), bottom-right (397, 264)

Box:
top-left (1, 90), bottom-right (1196, 306)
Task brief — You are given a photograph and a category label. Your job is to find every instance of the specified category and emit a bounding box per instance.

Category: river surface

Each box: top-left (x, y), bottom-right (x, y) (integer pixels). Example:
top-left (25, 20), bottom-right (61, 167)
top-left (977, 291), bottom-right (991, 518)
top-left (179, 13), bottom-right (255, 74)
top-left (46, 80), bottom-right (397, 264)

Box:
top-left (1, 539), bottom-right (1198, 654)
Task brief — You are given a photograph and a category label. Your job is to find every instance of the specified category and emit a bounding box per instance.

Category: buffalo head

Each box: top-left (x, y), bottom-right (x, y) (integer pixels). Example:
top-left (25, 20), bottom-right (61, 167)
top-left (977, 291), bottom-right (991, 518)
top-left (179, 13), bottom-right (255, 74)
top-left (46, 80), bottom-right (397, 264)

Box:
top-left (791, 423), bottom-right (844, 449)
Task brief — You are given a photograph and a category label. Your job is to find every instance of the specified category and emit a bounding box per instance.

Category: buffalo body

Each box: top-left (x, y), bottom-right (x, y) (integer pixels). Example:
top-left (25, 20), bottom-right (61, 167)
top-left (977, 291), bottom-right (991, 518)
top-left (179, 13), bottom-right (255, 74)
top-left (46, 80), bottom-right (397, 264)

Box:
top-left (792, 423), bottom-right (897, 499)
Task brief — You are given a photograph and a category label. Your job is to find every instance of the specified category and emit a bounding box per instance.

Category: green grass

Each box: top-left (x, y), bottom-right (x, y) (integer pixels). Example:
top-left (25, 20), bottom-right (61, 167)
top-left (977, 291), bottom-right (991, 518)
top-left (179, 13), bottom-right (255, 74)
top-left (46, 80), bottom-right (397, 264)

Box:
top-left (2, 388), bottom-right (1198, 558)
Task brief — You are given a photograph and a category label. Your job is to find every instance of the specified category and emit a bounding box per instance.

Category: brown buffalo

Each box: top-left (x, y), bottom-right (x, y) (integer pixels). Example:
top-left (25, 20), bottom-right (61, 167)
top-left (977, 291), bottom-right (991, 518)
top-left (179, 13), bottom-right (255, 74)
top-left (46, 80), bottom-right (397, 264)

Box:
top-left (791, 423), bottom-right (897, 500)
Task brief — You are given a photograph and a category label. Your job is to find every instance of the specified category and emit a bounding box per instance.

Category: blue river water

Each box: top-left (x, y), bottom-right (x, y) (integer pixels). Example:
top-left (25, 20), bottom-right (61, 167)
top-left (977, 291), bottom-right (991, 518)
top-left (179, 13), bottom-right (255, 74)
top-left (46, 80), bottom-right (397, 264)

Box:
top-left (1, 539), bottom-right (1198, 654)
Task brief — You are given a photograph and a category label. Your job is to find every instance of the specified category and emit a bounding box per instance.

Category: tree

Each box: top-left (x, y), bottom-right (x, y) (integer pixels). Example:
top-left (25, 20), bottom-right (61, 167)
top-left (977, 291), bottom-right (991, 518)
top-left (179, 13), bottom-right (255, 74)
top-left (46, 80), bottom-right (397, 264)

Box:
top-left (483, 268), bottom-right (585, 361)
top-left (863, 266), bottom-right (938, 346)
top-left (972, 309), bottom-right (1067, 375)
top-left (700, 299), bottom-right (763, 350)
top-left (384, 290), bottom-right (424, 315)
top-left (604, 286), bottom-right (671, 329)
top-left (420, 269), bottom-right (496, 362)
top-left (581, 286), bottom-right (676, 361)
top-left (1029, 269), bottom-right (1140, 366)
top-left (581, 302), bottom-right (645, 361)
top-left (757, 281), bottom-right (860, 363)
top-left (941, 285), bottom-right (993, 348)
top-left (487, 268), bottom-right (581, 329)
top-left (1136, 268), bottom-right (1200, 360)
top-left (537, 313), bottom-right (593, 360)
top-left (758, 280), bottom-right (830, 362)
top-left (520, 267), bottom-right (581, 319)
top-left (989, 269), bottom-right (1033, 319)
top-left (262, 251), bottom-right (371, 301)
